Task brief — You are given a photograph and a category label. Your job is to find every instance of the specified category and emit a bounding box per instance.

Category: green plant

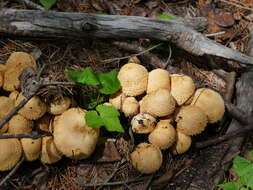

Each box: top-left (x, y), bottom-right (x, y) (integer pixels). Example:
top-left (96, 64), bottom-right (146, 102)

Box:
top-left (66, 67), bottom-right (124, 133)
top-left (39, 0), bottom-right (57, 10)
top-left (218, 150), bottom-right (253, 190)
top-left (157, 13), bottom-right (176, 20)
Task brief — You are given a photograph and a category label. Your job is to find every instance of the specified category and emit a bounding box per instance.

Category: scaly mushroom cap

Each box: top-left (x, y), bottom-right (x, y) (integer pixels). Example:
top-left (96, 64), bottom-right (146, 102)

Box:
top-left (130, 143), bottom-right (163, 174)
top-left (190, 88), bottom-right (225, 123)
top-left (122, 97), bottom-right (139, 117)
top-left (109, 91), bottom-right (126, 110)
top-left (128, 56), bottom-right (141, 64)
top-left (16, 93), bottom-right (47, 120)
top-left (48, 97), bottom-right (71, 115)
top-left (0, 138), bottom-right (22, 171)
top-left (170, 74), bottom-right (196, 105)
top-left (9, 91), bottom-right (19, 101)
top-left (148, 120), bottom-right (176, 149)
top-left (147, 69), bottom-right (170, 93)
top-left (35, 114), bottom-right (52, 132)
top-left (21, 137), bottom-right (42, 161)
top-left (131, 113), bottom-right (157, 134)
top-left (0, 96), bottom-right (14, 118)
top-left (172, 131), bottom-right (192, 155)
top-left (40, 136), bottom-right (62, 164)
top-left (8, 114), bottom-right (33, 134)
top-left (140, 89), bottom-right (176, 117)
top-left (176, 105), bottom-right (208, 136)
top-left (118, 63), bottom-right (148, 96)
top-left (5, 52), bottom-right (36, 69)
top-left (53, 108), bottom-right (100, 160)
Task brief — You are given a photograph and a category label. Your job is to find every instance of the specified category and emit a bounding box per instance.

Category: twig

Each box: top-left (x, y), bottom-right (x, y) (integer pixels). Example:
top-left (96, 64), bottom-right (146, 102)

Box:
top-left (205, 31), bottom-right (226, 37)
top-left (16, 0), bottom-right (45, 10)
top-left (218, 0), bottom-right (253, 11)
top-left (0, 156), bottom-right (25, 187)
top-left (224, 72), bottom-right (236, 102)
top-left (42, 81), bottom-right (77, 87)
top-left (0, 131), bottom-right (51, 139)
top-left (143, 174), bottom-right (154, 190)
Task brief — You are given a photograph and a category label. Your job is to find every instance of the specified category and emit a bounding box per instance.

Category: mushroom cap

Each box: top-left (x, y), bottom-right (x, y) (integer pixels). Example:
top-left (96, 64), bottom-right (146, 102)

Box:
top-left (190, 88), bottom-right (225, 123)
top-left (103, 102), bottom-right (113, 106)
top-left (172, 131), bottom-right (192, 155)
top-left (147, 69), bottom-right (170, 94)
top-left (53, 108), bottom-right (100, 160)
top-left (0, 116), bottom-right (9, 134)
top-left (148, 120), bottom-right (176, 149)
top-left (122, 97), bottom-right (139, 117)
top-left (128, 56), bottom-right (141, 64)
top-left (8, 114), bottom-right (33, 134)
top-left (0, 71), bottom-right (3, 88)
top-left (47, 97), bottom-right (71, 115)
top-left (170, 74), bottom-right (196, 105)
top-left (5, 52), bottom-right (36, 69)
top-left (175, 105), bottom-right (208, 136)
top-left (21, 137), bottom-right (42, 161)
top-left (40, 136), bottom-right (62, 164)
top-left (35, 114), bottom-right (52, 132)
top-left (109, 91), bottom-right (126, 110)
top-left (15, 93), bottom-right (47, 120)
top-left (0, 138), bottom-right (22, 171)
top-left (130, 143), bottom-right (163, 174)
top-left (140, 89), bottom-right (176, 117)
top-left (9, 91), bottom-right (19, 101)
top-left (0, 96), bottom-right (14, 118)
top-left (118, 63), bottom-right (148, 96)
top-left (131, 113), bottom-right (157, 134)
top-left (0, 64), bottom-right (7, 73)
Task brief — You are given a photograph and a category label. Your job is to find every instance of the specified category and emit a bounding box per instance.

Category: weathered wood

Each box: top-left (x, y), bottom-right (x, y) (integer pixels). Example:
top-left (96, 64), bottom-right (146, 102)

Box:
top-left (0, 8), bottom-right (253, 65)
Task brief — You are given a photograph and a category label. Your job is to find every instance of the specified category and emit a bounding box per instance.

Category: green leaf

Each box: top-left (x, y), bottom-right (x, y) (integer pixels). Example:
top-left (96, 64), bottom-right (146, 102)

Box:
top-left (157, 13), bottom-right (176, 20)
top-left (39, 0), bottom-right (57, 9)
top-left (83, 93), bottom-right (105, 109)
top-left (233, 156), bottom-right (251, 177)
top-left (248, 150), bottom-right (253, 160)
top-left (96, 105), bottom-right (120, 117)
top-left (102, 116), bottom-right (124, 133)
top-left (97, 70), bottom-right (121, 94)
top-left (85, 110), bottom-right (104, 128)
top-left (66, 67), bottom-right (100, 86)
top-left (218, 182), bottom-right (240, 190)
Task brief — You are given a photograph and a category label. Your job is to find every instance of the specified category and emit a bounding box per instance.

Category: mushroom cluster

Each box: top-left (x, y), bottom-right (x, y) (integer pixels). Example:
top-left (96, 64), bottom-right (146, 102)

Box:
top-left (0, 52), bottom-right (100, 171)
top-left (109, 57), bottom-right (225, 174)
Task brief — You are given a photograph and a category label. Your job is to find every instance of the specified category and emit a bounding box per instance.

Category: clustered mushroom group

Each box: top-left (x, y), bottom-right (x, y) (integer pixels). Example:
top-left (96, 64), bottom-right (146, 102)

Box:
top-left (108, 57), bottom-right (225, 174)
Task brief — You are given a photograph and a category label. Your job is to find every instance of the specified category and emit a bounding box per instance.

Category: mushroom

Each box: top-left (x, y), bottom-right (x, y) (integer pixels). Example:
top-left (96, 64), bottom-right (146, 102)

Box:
top-left (103, 102), bottom-right (113, 106)
top-left (147, 69), bottom-right (170, 93)
top-left (0, 71), bottom-right (3, 88)
top-left (9, 91), bottom-right (19, 101)
top-left (8, 114), bottom-right (33, 134)
top-left (131, 113), bottom-right (156, 134)
top-left (21, 137), bottom-right (42, 161)
top-left (122, 97), bottom-right (139, 116)
top-left (118, 63), bottom-right (148, 96)
top-left (128, 56), bottom-right (141, 64)
top-left (140, 89), bottom-right (176, 117)
top-left (47, 96), bottom-right (71, 115)
top-left (109, 91), bottom-right (126, 110)
top-left (40, 136), bottom-right (62, 164)
top-left (190, 88), bottom-right (225, 123)
top-left (15, 93), bottom-right (47, 120)
top-left (170, 74), bottom-right (195, 105)
top-left (35, 114), bottom-right (52, 132)
top-left (130, 143), bottom-right (163, 174)
top-left (175, 105), bottom-right (208, 136)
top-left (53, 108), bottom-right (100, 160)
top-left (0, 96), bottom-right (14, 118)
top-left (0, 64), bottom-right (7, 73)
top-left (0, 116), bottom-right (9, 134)
top-left (148, 120), bottom-right (176, 149)
top-left (171, 131), bottom-right (192, 155)
top-left (0, 138), bottom-right (22, 171)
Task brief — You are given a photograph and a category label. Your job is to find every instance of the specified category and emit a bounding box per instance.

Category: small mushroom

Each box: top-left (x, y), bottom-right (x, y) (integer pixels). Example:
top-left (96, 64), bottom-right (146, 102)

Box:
top-left (53, 108), bottom-right (100, 160)
top-left (175, 105), bottom-right (208, 136)
top-left (0, 96), bottom-right (14, 118)
top-left (140, 89), bottom-right (176, 117)
top-left (0, 138), bottom-right (22, 171)
top-left (9, 91), bottom-right (19, 101)
top-left (21, 137), bottom-right (42, 161)
top-left (8, 114), bottom-right (33, 134)
top-left (103, 102), bottom-right (113, 106)
top-left (35, 114), bottom-right (52, 132)
top-left (109, 91), bottom-right (126, 110)
top-left (128, 56), bottom-right (141, 64)
top-left (131, 113), bottom-right (156, 134)
top-left (122, 97), bottom-right (139, 116)
top-left (170, 74), bottom-right (195, 105)
top-left (130, 143), bottom-right (163, 174)
top-left (148, 120), bottom-right (176, 149)
top-left (190, 88), bottom-right (225, 123)
top-left (118, 63), bottom-right (148, 96)
top-left (172, 131), bottom-right (192, 155)
top-left (47, 97), bottom-right (71, 115)
top-left (147, 69), bottom-right (170, 93)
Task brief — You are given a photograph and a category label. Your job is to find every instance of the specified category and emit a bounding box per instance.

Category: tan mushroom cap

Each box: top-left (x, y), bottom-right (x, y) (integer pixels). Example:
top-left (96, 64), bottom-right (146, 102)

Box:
top-left (190, 88), bottom-right (225, 123)
top-left (35, 114), bottom-right (52, 132)
top-left (176, 105), bottom-right (208, 136)
top-left (40, 136), bottom-right (62, 164)
top-left (118, 63), bottom-right (148, 96)
top-left (0, 116), bottom-right (9, 134)
top-left (48, 97), bottom-right (71, 115)
top-left (21, 137), bottom-right (42, 161)
top-left (103, 102), bottom-right (113, 106)
top-left (147, 69), bottom-right (170, 94)
top-left (131, 113), bottom-right (156, 134)
top-left (109, 91), bottom-right (126, 110)
top-left (140, 89), bottom-right (176, 117)
top-left (9, 91), bottom-right (19, 101)
top-left (172, 131), bottom-right (192, 155)
top-left (170, 74), bottom-right (196, 105)
top-left (122, 97), bottom-right (139, 117)
top-left (16, 93), bottom-right (47, 120)
top-left (128, 56), bottom-right (141, 64)
top-left (5, 52), bottom-right (36, 69)
top-left (0, 96), bottom-right (14, 118)
top-left (53, 108), bottom-right (100, 160)
top-left (0, 72), bottom-right (3, 88)
top-left (0, 64), bottom-right (7, 73)
top-left (0, 138), bottom-right (22, 171)
top-left (130, 143), bottom-right (163, 174)
top-left (8, 114), bottom-right (33, 134)
top-left (148, 120), bottom-right (176, 149)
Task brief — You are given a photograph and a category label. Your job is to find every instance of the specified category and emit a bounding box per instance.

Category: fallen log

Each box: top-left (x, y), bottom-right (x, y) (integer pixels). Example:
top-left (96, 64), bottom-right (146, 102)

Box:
top-left (0, 8), bottom-right (253, 65)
